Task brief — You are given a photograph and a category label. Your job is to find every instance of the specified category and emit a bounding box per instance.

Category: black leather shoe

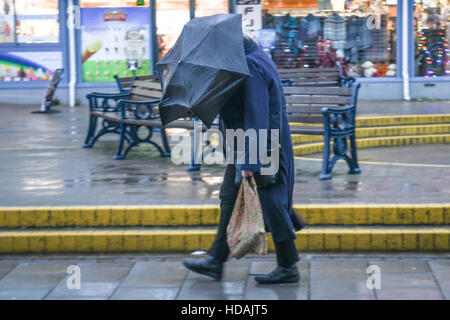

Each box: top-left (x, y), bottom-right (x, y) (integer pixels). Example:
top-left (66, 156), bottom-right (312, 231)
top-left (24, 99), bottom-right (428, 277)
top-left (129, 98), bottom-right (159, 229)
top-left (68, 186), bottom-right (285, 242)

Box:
top-left (182, 255), bottom-right (223, 280)
top-left (254, 265), bottom-right (300, 284)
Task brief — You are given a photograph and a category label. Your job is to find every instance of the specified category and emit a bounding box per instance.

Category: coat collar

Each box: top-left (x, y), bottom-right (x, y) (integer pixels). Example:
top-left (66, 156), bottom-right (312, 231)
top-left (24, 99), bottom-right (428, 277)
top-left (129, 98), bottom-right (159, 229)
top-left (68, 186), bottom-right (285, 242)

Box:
top-left (244, 38), bottom-right (259, 55)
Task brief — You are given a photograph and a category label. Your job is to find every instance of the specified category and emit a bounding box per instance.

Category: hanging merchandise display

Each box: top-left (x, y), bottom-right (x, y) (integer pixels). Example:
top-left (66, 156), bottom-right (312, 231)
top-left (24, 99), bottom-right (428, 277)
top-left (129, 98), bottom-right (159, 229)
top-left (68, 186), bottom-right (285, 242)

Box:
top-left (80, 4), bottom-right (152, 82)
top-left (259, 0), bottom-right (398, 77)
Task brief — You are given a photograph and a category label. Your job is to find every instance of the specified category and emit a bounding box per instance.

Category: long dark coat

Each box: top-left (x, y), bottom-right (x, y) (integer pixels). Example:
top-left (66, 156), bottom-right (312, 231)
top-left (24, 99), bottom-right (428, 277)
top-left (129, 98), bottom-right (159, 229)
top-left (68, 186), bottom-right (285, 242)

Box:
top-left (219, 40), bottom-right (305, 243)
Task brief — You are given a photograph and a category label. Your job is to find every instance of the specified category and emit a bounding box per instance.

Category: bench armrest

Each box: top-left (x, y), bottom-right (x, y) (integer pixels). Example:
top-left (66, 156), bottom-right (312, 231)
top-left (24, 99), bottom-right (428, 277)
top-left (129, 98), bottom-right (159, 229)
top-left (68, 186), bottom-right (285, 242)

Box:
top-left (321, 105), bottom-right (356, 136)
top-left (321, 105), bottom-right (355, 114)
top-left (280, 79), bottom-right (293, 86)
top-left (340, 76), bottom-right (356, 88)
top-left (86, 92), bottom-right (131, 112)
top-left (87, 92), bottom-right (129, 99)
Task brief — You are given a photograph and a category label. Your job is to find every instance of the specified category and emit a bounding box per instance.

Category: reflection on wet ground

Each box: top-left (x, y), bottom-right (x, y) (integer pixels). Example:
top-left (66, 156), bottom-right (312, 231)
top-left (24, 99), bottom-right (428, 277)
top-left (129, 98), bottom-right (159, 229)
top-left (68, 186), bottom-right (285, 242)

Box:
top-left (0, 103), bottom-right (449, 206)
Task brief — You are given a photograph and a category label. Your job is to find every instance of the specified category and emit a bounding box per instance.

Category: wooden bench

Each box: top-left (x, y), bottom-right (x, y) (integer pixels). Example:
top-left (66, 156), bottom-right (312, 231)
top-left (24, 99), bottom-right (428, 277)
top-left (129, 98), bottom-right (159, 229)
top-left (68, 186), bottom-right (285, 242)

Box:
top-left (114, 74), bottom-right (159, 93)
top-left (83, 77), bottom-right (211, 161)
top-left (83, 77), bottom-right (173, 159)
top-left (284, 83), bottom-right (361, 180)
top-left (279, 63), bottom-right (355, 88)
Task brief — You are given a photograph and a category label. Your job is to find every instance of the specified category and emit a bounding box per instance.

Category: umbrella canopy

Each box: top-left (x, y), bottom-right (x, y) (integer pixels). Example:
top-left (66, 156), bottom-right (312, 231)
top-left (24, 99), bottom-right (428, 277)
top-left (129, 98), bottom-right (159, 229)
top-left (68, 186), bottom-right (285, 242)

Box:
top-left (156, 14), bottom-right (250, 128)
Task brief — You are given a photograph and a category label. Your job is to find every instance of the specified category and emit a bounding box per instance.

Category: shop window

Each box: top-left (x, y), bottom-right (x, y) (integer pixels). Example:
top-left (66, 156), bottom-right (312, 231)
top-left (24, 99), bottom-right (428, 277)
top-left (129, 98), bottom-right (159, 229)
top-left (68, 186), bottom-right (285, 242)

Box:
top-left (254, 0), bottom-right (398, 77)
top-left (0, 0), bottom-right (59, 44)
top-left (156, 0), bottom-right (190, 58)
top-left (80, 1), bottom-right (152, 82)
top-left (195, 0), bottom-right (229, 18)
top-left (0, 0), bottom-right (14, 43)
top-left (414, 0), bottom-right (449, 77)
top-left (15, 0), bottom-right (59, 43)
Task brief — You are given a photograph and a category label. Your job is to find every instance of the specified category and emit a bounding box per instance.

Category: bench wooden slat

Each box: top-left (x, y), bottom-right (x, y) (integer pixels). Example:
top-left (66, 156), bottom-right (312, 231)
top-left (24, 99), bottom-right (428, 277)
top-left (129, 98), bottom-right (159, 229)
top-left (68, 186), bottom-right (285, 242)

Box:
top-left (285, 96), bottom-right (350, 105)
top-left (90, 111), bottom-right (121, 122)
top-left (278, 67), bottom-right (339, 73)
top-left (290, 126), bottom-right (325, 135)
top-left (117, 76), bottom-right (135, 82)
top-left (279, 72), bottom-right (340, 78)
top-left (136, 75), bottom-right (159, 81)
top-left (286, 106), bottom-right (326, 114)
top-left (287, 78), bottom-right (340, 83)
top-left (290, 82), bottom-right (340, 87)
top-left (283, 87), bottom-right (351, 95)
top-left (129, 88), bottom-right (162, 99)
top-left (133, 80), bottom-right (161, 90)
top-left (286, 115), bottom-right (324, 123)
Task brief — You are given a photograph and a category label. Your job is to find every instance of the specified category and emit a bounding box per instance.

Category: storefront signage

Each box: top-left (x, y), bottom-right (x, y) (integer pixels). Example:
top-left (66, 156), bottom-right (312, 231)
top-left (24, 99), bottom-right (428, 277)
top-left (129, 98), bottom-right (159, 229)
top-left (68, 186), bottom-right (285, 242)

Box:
top-left (236, 0), bottom-right (262, 41)
top-left (81, 6), bottom-right (152, 82)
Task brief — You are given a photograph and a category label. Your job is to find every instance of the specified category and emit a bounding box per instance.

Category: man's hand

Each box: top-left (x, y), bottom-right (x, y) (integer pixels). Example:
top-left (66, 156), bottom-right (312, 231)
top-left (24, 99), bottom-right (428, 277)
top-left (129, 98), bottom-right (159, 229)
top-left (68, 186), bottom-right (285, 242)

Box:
top-left (241, 170), bottom-right (254, 178)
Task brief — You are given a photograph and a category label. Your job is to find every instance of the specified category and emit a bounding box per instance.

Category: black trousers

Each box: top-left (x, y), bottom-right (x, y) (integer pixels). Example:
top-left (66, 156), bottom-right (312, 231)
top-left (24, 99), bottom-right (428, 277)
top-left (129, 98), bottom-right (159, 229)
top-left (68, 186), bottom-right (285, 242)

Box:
top-left (208, 165), bottom-right (299, 267)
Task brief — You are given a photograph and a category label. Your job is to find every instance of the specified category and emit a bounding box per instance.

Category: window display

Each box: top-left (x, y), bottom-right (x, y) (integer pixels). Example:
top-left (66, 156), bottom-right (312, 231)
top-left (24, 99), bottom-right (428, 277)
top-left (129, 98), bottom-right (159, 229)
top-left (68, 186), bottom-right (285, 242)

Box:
top-left (414, 0), bottom-right (449, 77)
top-left (0, 0), bottom-right (59, 44)
top-left (260, 0), bottom-right (398, 77)
top-left (195, 0), bottom-right (229, 17)
top-left (15, 0), bottom-right (59, 43)
top-left (0, 0), bottom-right (14, 43)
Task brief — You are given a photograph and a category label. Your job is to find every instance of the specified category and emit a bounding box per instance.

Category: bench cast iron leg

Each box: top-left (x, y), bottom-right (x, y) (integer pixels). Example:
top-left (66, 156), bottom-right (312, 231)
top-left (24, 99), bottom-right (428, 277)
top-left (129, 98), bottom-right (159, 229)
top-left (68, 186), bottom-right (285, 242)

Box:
top-left (348, 134), bottom-right (361, 174)
top-left (82, 116), bottom-right (98, 148)
top-left (113, 122), bottom-right (127, 160)
top-left (160, 128), bottom-right (171, 157)
top-left (320, 134), bottom-right (333, 180)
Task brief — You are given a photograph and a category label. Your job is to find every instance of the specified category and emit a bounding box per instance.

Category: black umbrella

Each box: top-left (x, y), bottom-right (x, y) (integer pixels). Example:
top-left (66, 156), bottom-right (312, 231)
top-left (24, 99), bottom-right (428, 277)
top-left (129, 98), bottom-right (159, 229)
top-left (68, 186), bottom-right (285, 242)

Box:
top-left (156, 14), bottom-right (250, 128)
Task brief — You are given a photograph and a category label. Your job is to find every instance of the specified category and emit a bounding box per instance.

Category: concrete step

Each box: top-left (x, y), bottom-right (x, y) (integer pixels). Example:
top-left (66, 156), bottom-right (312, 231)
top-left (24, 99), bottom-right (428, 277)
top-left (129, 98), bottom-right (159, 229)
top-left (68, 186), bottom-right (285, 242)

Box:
top-left (291, 114), bottom-right (450, 129)
top-left (292, 124), bottom-right (450, 144)
top-left (293, 134), bottom-right (450, 156)
top-left (0, 226), bottom-right (448, 253)
top-left (0, 204), bottom-right (448, 228)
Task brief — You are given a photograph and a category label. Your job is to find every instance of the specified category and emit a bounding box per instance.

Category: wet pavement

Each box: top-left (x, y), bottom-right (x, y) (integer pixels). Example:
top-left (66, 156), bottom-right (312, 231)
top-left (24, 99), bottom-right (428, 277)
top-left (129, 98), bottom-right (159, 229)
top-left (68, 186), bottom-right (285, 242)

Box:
top-left (0, 253), bottom-right (448, 300)
top-left (0, 102), bottom-right (449, 206)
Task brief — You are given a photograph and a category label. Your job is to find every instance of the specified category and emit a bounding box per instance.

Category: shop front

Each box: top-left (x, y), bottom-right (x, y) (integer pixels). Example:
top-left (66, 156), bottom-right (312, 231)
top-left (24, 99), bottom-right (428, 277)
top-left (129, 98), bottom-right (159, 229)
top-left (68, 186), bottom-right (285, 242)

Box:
top-left (0, 0), bottom-right (448, 104)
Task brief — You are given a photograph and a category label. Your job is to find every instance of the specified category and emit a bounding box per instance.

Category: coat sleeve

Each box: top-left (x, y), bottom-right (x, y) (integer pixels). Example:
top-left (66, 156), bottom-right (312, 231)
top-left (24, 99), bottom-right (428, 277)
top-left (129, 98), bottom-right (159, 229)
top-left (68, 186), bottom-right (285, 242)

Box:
top-left (236, 58), bottom-right (270, 172)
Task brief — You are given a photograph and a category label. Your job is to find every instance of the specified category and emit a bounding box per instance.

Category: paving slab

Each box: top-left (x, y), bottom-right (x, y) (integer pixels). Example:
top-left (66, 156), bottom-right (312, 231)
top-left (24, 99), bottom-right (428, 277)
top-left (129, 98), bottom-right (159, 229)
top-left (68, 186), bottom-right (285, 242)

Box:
top-left (46, 282), bottom-right (119, 299)
top-left (0, 288), bottom-right (51, 300)
top-left (120, 261), bottom-right (187, 288)
top-left (310, 260), bottom-right (375, 300)
top-left (428, 260), bottom-right (450, 300)
top-left (0, 262), bottom-right (69, 290)
top-left (177, 279), bottom-right (245, 300)
top-left (368, 260), bottom-right (431, 273)
top-left (376, 287), bottom-right (444, 300)
top-left (0, 263), bottom-right (16, 280)
top-left (111, 287), bottom-right (179, 300)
